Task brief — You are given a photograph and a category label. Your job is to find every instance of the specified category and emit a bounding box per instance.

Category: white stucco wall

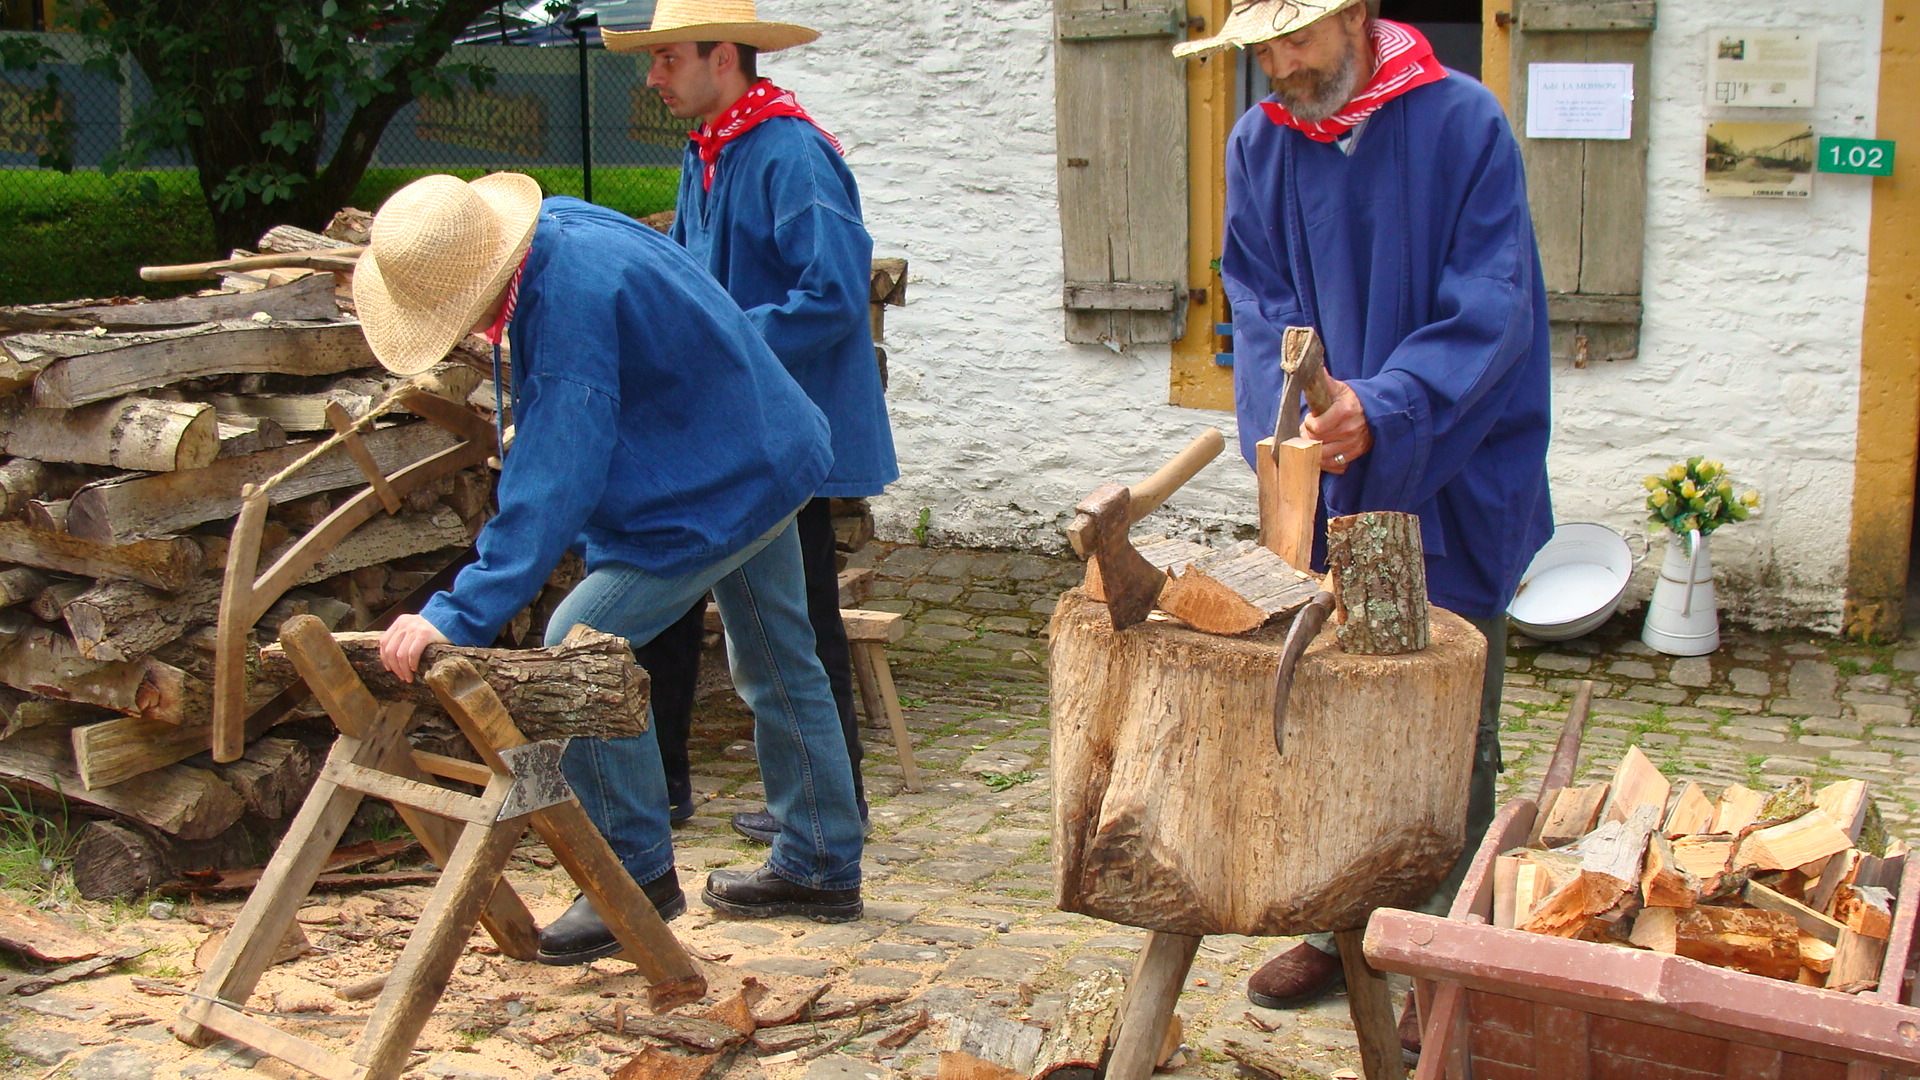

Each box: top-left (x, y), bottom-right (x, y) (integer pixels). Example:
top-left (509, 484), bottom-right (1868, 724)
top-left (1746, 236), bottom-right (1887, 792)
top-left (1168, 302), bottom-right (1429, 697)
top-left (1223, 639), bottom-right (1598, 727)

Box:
top-left (765, 0), bottom-right (1881, 630)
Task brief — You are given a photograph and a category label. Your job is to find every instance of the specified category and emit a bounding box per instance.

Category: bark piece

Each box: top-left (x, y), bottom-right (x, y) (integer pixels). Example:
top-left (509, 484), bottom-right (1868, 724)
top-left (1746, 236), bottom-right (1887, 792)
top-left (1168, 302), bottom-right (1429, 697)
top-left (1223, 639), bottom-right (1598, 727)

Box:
top-left (1664, 781), bottom-right (1715, 836)
top-left (30, 322), bottom-right (376, 409)
top-left (0, 891), bottom-right (108, 963)
top-left (0, 521), bottom-right (204, 593)
top-left (260, 625), bottom-right (646, 742)
top-left (1537, 781), bottom-right (1610, 847)
top-left (1154, 540), bottom-right (1320, 634)
top-left (1601, 744), bottom-right (1670, 825)
top-left (1032, 968), bottom-right (1123, 1080)
top-left (610, 1047), bottom-right (722, 1080)
top-left (65, 420), bottom-right (459, 546)
top-left (0, 730), bottom-right (240, 838)
top-left (0, 944), bottom-right (147, 996)
top-left (1673, 906), bottom-right (1801, 980)
top-left (0, 396), bottom-right (217, 471)
top-left (1520, 804), bottom-right (1661, 937)
top-left (1326, 511), bottom-right (1428, 654)
top-left (1736, 811), bottom-right (1853, 872)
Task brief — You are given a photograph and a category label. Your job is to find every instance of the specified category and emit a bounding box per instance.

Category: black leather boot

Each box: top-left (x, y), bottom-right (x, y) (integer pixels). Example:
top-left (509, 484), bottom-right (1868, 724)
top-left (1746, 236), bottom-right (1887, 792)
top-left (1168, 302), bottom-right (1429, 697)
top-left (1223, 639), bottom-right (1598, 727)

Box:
top-left (535, 868), bottom-right (685, 966)
top-left (702, 864), bottom-right (861, 922)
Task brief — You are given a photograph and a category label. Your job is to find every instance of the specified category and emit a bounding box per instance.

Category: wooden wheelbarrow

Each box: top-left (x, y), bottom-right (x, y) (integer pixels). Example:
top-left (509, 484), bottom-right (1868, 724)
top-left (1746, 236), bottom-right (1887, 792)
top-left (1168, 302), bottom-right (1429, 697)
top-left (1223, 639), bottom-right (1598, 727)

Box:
top-left (1364, 684), bottom-right (1920, 1079)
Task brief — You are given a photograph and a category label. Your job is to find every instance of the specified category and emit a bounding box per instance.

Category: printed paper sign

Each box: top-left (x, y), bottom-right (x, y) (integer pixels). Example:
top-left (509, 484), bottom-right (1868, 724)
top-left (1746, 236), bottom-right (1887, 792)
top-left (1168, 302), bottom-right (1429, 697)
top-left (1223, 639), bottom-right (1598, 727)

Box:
top-left (1707, 30), bottom-right (1817, 108)
top-left (1526, 63), bottom-right (1634, 141)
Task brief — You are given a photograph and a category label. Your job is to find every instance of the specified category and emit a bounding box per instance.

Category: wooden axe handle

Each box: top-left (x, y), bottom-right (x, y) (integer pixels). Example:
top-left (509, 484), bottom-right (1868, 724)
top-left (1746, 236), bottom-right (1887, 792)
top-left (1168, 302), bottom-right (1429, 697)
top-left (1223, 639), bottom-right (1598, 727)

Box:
top-left (139, 247), bottom-right (366, 282)
top-left (1067, 428), bottom-right (1224, 558)
top-left (1283, 326), bottom-right (1336, 419)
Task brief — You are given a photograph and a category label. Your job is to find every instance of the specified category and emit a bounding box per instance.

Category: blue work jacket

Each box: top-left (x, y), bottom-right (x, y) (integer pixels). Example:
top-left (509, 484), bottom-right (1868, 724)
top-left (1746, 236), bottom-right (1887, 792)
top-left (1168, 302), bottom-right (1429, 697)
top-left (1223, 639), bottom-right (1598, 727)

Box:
top-left (1221, 74), bottom-right (1554, 620)
top-left (672, 116), bottom-right (898, 498)
top-left (421, 197), bottom-right (831, 646)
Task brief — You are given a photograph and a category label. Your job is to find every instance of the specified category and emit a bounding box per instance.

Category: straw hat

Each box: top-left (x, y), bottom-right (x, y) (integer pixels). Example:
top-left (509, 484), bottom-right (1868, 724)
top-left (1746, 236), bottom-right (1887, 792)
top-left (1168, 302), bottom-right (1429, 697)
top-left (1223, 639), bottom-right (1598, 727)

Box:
top-left (602, 0), bottom-right (819, 53)
top-left (354, 173), bottom-right (541, 376)
top-left (1173, 0), bottom-right (1362, 58)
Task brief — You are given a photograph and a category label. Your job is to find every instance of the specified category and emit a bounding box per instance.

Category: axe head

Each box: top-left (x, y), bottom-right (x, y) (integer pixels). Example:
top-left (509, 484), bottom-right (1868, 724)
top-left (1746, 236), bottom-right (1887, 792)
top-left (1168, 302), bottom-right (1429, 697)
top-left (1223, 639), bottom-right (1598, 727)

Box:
top-left (1073, 483), bottom-right (1165, 630)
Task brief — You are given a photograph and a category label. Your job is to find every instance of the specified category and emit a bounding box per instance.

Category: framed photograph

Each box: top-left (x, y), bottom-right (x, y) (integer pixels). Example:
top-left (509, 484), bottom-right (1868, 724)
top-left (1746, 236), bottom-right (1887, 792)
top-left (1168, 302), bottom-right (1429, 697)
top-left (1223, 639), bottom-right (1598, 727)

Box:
top-left (1704, 121), bottom-right (1814, 199)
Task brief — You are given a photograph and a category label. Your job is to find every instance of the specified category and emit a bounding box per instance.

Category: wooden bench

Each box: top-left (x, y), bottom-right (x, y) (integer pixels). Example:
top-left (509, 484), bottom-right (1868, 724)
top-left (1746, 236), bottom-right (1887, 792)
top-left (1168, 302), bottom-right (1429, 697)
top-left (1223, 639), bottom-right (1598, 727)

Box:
top-left (704, 600), bottom-right (920, 793)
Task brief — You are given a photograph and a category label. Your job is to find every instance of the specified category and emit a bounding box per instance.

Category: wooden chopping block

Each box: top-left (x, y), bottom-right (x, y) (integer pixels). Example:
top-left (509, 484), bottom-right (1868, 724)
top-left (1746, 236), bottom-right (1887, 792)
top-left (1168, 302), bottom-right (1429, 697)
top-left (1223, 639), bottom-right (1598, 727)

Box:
top-left (1049, 588), bottom-right (1484, 937)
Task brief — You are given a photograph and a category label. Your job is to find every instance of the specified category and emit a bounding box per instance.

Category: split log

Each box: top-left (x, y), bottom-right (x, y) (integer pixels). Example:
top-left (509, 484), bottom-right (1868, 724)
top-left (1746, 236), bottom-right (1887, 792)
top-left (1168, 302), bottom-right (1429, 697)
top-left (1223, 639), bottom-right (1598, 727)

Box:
top-left (1670, 836), bottom-right (1737, 891)
top-left (0, 458), bottom-right (47, 517)
top-left (1031, 968), bottom-right (1123, 1080)
top-left (258, 224), bottom-right (354, 253)
top-left (0, 396), bottom-right (218, 472)
top-left (1828, 928), bottom-right (1885, 992)
top-left (65, 420), bottom-right (459, 546)
top-left (1153, 540), bottom-right (1320, 634)
top-left (0, 729), bottom-right (241, 839)
top-left (1519, 804), bottom-right (1660, 937)
top-left (205, 389), bottom-right (376, 432)
top-left (1536, 781), bottom-right (1609, 847)
top-left (0, 521), bottom-right (205, 592)
top-left (0, 273), bottom-right (338, 333)
top-left (1800, 933), bottom-right (1837, 973)
top-left (1325, 511), bottom-right (1428, 654)
top-left (30, 322), bottom-right (376, 409)
top-left (29, 578), bottom-right (88, 622)
top-left (69, 672), bottom-right (306, 789)
top-left (24, 499), bottom-right (65, 532)
top-left (209, 737), bottom-right (315, 819)
top-left (1641, 833), bottom-right (1699, 908)
top-left (1050, 587), bottom-right (1483, 935)
top-left (0, 343), bottom-right (56, 397)
top-left (0, 567), bottom-right (46, 609)
top-left (1736, 811), bottom-right (1852, 872)
top-left (1082, 536), bottom-right (1204, 606)
top-left (1808, 848), bottom-right (1861, 914)
top-left (1814, 779), bottom-right (1870, 840)
top-left (1712, 783), bottom-right (1766, 834)
top-left (0, 624), bottom-right (206, 721)
top-left (1664, 781), bottom-right (1715, 836)
top-left (215, 416), bottom-right (288, 459)
top-left (0, 685), bottom-right (104, 739)
top-left (1672, 907), bottom-right (1802, 980)
top-left (1601, 744), bottom-right (1669, 825)
top-left (259, 625), bottom-right (649, 742)
top-left (1742, 880), bottom-right (1846, 944)
top-left (1834, 884), bottom-right (1893, 939)
top-left (1628, 906), bottom-right (1678, 952)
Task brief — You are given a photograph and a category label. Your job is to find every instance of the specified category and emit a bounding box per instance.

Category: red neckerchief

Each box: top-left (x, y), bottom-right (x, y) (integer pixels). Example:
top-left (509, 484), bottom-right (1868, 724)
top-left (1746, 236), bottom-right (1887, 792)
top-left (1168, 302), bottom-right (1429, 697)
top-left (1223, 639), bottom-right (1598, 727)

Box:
top-left (688, 78), bottom-right (843, 191)
top-left (1260, 19), bottom-right (1447, 143)
top-left (482, 250), bottom-right (529, 346)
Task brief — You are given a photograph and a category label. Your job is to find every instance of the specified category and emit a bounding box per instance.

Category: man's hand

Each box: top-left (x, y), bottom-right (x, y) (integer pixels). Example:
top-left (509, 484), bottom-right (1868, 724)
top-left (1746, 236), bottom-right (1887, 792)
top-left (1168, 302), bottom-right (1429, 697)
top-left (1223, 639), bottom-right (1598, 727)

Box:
top-left (379, 614), bottom-right (450, 684)
top-left (1300, 377), bottom-right (1373, 475)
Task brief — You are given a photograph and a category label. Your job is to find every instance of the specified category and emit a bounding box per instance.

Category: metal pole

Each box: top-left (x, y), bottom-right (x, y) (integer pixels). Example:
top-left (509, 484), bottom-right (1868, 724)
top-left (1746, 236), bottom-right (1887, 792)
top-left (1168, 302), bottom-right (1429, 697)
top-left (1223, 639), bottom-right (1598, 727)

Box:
top-left (576, 25), bottom-right (592, 203)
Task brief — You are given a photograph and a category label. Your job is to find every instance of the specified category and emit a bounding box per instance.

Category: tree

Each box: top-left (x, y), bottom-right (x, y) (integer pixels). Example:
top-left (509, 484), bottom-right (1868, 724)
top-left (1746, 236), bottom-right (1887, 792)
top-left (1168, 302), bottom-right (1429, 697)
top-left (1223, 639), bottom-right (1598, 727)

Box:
top-left (20, 0), bottom-right (505, 252)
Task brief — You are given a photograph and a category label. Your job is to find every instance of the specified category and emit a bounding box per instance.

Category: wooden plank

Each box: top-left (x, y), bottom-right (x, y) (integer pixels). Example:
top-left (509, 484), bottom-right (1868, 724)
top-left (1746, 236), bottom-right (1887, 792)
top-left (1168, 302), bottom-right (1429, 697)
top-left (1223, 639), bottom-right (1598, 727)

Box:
top-left (841, 608), bottom-right (907, 644)
top-left (1830, 929), bottom-right (1887, 992)
top-left (1057, 6), bottom-right (1179, 39)
top-left (1531, 1004), bottom-right (1590, 1079)
top-left (318, 758), bottom-right (494, 824)
top-left (1333, 927), bottom-right (1402, 1080)
top-left (179, 998), bottom-right (366, 1080)
top-left (1546, 292), bottom-right (1643, 324)
top-left (0, 396), bottom-right (218, 472)
top-left (66, 421), bottom-right (459, 546)
top-left (1105, 931), bottom-right (1198, 1080)
top-left (326, 401), bottom-right (403, 513)
top-left (1600, 744), bottom-right (1669, 824)
top-left (1055, 0), bottom-right (1186, 347)
top-left (1511, 29), bottom-right (1587, 293)
top-left (0, 274), bottom-right (337, 333)
top-left (853, 640), bottom-right (922, 794)
top-left (1061, 280), bottom-right (1180, 310)
top-left (32, 322), bottom-right (375, 409)
top-left (1517, 0), bottom-right (1657, 32)
top-left (1579, 28), bottom-right (1653, 296)
top-left (0, 521), bottom-right (203, 593)
top-left (1744, 880), bottom-right (1847, 944)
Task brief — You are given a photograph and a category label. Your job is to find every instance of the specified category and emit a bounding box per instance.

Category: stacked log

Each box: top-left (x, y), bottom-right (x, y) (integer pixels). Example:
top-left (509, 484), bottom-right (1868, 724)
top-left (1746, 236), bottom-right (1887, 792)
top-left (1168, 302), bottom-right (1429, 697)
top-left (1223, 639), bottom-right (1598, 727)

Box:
top-left (0, 221), bottom-right (507, 896)
top-left (1498, 751), bottom-right (1909, 993)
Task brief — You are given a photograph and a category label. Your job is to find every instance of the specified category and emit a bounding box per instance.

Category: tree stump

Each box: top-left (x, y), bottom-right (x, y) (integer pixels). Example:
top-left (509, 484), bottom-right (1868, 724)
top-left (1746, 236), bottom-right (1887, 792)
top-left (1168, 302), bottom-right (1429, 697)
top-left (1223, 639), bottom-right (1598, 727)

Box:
top-left (1327, 511), bottom-right (1429, 655)
top-left (1049, 587), bottom-right (1483, 936)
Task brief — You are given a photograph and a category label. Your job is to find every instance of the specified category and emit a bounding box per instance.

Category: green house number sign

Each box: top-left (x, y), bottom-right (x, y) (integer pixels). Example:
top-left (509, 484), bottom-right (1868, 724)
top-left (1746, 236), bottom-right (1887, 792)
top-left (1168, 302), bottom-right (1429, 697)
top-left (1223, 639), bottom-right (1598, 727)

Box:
top-left (1818, 137), bottom-right (1896, 176)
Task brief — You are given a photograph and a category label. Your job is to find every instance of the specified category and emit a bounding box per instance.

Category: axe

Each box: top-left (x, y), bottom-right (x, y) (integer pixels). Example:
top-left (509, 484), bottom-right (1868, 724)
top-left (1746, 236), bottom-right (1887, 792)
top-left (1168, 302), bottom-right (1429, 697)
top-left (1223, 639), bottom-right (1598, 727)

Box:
top-left (1273, 325), bottom-right (1334, 444)
top-left (1067, 428), bottom-right (1225, 630)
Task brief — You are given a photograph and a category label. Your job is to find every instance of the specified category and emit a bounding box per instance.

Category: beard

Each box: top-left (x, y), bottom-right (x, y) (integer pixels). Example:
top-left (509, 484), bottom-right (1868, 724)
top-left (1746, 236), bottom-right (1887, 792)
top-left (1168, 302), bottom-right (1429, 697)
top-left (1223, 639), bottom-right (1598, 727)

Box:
top-left (1271, 36), bottom-right (1367, 122)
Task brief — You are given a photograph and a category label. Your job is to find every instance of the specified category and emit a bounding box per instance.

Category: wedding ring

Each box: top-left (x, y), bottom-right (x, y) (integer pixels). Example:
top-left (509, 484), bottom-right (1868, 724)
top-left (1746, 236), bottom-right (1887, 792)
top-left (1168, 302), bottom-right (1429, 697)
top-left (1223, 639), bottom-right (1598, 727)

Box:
top-left (1334, 453), bottom-right (1347, 465)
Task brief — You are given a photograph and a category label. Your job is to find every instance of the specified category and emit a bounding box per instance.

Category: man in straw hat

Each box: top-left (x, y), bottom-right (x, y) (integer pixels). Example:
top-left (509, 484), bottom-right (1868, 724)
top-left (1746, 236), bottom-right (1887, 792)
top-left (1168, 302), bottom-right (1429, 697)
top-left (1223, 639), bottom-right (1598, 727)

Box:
top-left (603, 2), bottom-right (897, 850)
top-left (365, 174), bottom-right (867, 961)
top-left (1180, 0), bottom-right (1553, 1028)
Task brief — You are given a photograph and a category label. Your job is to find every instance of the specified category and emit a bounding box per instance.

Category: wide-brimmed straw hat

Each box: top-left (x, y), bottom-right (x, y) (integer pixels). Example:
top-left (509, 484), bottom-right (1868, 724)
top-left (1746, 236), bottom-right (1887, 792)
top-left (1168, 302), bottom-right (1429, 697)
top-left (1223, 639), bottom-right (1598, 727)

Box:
top-left (1173, 0), bottom-right (1362, 58)
top-left (354, 173), bottom-right (541, 376)
top-left (602, 0), bottom-right (819, 53)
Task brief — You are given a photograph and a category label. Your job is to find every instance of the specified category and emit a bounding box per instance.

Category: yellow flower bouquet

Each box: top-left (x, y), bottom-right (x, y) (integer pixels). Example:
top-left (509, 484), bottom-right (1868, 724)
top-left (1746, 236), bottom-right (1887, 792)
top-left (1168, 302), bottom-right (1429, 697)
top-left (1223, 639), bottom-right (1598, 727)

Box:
top-left (1642, 458), bottom-right (1759, 539)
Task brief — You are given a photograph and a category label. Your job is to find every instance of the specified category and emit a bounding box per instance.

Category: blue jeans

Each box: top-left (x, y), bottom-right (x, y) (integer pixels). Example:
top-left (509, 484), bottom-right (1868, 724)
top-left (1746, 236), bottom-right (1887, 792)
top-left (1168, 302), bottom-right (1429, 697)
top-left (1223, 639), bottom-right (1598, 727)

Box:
top-left (545, 517), bottom-right (863, 891)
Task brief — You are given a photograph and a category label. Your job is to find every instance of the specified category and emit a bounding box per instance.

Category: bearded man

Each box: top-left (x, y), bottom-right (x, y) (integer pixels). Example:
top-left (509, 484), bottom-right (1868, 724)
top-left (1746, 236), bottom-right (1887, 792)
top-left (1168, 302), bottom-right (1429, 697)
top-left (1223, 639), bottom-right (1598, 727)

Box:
top-left (1175, 0), bottom-right (1554, 1026)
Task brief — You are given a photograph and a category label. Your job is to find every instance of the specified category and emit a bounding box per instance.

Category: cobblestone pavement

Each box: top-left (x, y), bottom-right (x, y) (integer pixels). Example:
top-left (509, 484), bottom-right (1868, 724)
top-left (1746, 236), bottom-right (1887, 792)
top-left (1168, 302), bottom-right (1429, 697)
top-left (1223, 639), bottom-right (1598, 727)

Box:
top-left (2, 543), bottom-right (1914, 1080)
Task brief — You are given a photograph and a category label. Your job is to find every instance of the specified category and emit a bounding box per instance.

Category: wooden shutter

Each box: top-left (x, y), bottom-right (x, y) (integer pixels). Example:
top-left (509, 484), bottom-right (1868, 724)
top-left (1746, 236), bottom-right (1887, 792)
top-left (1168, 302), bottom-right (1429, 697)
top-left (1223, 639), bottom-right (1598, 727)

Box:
top-left (1055, 0), bottom-right (1190, 347)
top-left (1509, 0), bottom-right (1655, 363)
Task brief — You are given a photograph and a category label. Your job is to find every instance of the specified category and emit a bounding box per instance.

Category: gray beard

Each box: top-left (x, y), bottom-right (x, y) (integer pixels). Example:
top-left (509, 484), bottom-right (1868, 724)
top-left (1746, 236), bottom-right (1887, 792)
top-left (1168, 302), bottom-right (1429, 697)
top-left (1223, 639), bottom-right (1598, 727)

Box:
top-left (1273, 44), bottom-right (1363, 123)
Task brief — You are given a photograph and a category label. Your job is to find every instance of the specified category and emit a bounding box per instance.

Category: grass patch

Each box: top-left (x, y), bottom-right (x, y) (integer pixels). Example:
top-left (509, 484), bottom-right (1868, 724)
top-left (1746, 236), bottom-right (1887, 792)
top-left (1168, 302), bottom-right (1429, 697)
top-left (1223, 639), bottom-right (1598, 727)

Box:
top-left (978, 770), bottom-right (1037, 792)
top-left (0, 165), bottom-right (679, 306)
top-left (0, 789), bottom-right (77, 900)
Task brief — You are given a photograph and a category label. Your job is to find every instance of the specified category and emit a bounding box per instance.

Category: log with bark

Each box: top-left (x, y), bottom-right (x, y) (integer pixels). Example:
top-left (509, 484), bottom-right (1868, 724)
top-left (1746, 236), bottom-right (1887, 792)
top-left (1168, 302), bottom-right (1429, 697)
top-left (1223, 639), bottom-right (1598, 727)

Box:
top-left (0, 273), bottom-right (338, 333)
top-left (0, 729), bottom-right (242, 839)
top-left (0, 396), bottom-right (215, 472)
top-left (0, 624), bottom-right (207, 722)
top-left (1325, 511), bottom-right (1429, 654)
top-left (259, 625), bottom-right (649, 742)
top-left (0, 521), bottom-right (206, 593)
top-left (29, 321), bottom-right (376, 409)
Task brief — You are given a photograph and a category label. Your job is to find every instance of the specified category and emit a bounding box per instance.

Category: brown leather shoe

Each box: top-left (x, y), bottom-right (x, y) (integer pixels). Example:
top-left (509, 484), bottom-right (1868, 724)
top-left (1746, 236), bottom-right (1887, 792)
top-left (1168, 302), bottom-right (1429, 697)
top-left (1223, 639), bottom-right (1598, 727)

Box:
top-left (1246, 941), bottom-right (1344, 1008)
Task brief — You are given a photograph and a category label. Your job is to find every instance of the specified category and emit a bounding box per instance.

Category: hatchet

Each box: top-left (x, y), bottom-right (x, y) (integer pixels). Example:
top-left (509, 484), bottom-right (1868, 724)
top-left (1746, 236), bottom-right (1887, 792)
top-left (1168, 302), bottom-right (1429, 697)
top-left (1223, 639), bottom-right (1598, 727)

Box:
top-left (1067, 428), bottom-right (1225, 630)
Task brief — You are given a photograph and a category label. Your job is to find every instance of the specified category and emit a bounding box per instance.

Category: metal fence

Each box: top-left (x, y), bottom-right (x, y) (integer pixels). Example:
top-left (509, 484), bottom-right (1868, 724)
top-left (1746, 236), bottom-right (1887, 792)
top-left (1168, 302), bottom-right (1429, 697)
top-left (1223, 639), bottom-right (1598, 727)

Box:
top-left (0, 31), bottom-right (687, 217)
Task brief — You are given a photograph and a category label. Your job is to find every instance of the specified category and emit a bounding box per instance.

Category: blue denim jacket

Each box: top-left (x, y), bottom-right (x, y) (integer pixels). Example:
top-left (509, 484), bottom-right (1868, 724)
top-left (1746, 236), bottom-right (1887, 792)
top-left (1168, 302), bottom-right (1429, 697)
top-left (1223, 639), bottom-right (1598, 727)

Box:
top-left (421, 197), bottom-right (831, 646)
top-left (672, 116), bottom-right (897, 498)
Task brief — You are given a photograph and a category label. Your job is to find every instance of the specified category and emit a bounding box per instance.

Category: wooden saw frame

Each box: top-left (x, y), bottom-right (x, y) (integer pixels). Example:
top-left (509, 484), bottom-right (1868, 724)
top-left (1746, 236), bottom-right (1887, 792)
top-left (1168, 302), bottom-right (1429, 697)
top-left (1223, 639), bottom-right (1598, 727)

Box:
top-left (211, 386), bottom-right (496, 762)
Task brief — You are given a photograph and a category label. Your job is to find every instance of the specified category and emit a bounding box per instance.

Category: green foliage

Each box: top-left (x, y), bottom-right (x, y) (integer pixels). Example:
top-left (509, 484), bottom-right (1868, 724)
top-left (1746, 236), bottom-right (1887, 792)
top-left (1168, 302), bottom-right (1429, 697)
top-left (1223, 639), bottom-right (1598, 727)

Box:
top-left (1641, 457), bottom-right (1759, 540)
top-left (978, 770), bottom-right (1036, 791)
top-left (0, 787), bottom-right (75, 900)
top-left (912, 507), bottom-right (932, 546)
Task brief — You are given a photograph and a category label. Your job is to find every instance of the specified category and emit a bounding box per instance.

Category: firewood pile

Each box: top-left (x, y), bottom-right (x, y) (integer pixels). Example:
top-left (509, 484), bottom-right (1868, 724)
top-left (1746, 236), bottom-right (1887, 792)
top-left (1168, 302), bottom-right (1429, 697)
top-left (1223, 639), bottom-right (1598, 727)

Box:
top-left (1498, 744), bottom-right (1907, 993)
top-left (0, 216), bottom-right (516, 900)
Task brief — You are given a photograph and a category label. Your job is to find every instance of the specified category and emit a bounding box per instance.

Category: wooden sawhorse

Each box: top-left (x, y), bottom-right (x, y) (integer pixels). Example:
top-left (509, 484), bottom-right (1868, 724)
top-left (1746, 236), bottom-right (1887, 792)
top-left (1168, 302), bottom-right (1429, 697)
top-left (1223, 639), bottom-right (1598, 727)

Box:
top-left (176, 615), bottom-right (705, 1080)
